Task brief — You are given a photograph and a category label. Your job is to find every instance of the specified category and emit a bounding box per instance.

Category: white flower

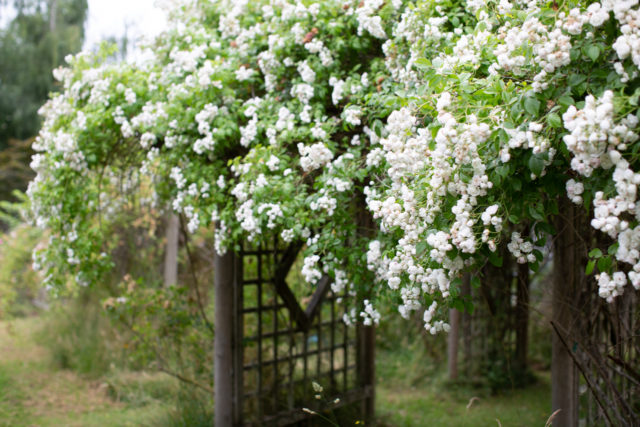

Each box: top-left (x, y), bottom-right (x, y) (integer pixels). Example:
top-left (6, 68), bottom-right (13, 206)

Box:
top-left (344, 106), bottom-right (362, 126)
top-left (298, 142), bottom-right (333, 171)
top-left (297, 60), bottom-right (316, 83)
top-left (235, 66), bottom-right (254, 81)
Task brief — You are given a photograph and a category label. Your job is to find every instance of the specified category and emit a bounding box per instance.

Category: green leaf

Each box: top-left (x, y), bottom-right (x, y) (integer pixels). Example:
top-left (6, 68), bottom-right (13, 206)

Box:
top-left (568, 73), bottom-right (587, 87)
top-left (496, 164), bottom-right (509, 178)
top-left (528, 155), bottom-right (545, 176)
top-left (558, 95), bottom-right (574, 108)
top-left (588, 248), bottom-right (603, 258)
top-left (585, 259), bottom-right (596, 275)
top-left (414, 57), bottom-right (431, 69)
top-left (511, 178), bottom-right (522, 191)
top-left (524, 96), bottom-right (541, 116)
top-left (533, 249), bottom-right (544, 262)
top-left (464, 299), bottom-right (475, 314)
top-left (489, 251), bottom-right (503, 267)
top-left (583, 44), bottom-right (600, 61)
top-left (452, 299), bottom-right (465, 311)
top-left (608, 243), bottom-right (619, 256)
top-left (597, 256), bottom-right (612, 272)
top-left (528, 204), bottom-right (544, 221)
top-left (629, 88), bottom-right (640, 106)
top-left (547, 112), bottom-right (562, 128)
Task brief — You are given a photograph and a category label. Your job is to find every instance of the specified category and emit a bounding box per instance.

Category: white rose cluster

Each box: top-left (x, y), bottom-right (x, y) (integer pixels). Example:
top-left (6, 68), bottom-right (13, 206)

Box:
top-left (29, 0), bottom-right (640, 325)
top-left (562, 90), bottom-right (640, 299)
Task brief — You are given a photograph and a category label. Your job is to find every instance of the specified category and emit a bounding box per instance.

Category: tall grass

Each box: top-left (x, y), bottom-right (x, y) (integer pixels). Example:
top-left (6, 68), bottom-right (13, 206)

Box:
top-left (38, 293), bottom-right (129, 378)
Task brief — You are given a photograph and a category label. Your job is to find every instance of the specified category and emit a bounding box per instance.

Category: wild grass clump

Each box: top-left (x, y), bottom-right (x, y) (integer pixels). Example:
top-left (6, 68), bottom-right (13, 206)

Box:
top-left (38, 293), bottom-right (129, 378)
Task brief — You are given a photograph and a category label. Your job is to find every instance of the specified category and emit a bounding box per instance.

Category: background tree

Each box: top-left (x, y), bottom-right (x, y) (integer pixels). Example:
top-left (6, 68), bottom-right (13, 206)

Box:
top-left (0, 0), bottom-right (86, 219)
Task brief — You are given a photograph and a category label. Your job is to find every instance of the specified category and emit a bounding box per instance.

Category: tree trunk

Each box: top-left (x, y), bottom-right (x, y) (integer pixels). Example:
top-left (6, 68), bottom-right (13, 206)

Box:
top-left (48, 0), bottom-right (57, 32)
top-left (164, 213), bottom-right (179, 287)
top-left (552, 198), bottom-right (583, 427)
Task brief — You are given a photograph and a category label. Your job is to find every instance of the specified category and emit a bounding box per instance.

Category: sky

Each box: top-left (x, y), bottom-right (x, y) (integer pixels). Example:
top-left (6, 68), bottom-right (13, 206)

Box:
top-left (84, 0), bottom-right (168, 56)
top-left (0, 1), bottom-right (168, 57)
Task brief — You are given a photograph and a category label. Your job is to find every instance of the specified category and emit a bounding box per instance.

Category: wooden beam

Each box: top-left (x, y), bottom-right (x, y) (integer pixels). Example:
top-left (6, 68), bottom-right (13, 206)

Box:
top-left (215, 250), bottom-right (236, 426)
top-left (304, 275), bottom-right (331, 320)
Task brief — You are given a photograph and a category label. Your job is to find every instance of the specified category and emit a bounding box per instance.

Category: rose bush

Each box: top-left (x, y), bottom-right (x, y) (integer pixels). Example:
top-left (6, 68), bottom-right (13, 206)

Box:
top-left (29, 0), bottom-right (640, 331)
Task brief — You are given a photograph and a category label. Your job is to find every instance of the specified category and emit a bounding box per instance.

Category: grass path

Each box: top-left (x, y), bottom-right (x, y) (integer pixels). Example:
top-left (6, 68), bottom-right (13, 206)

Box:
top-left (377, 378), bottom-right (552, 426)
top-left (1, 316), bottom-right (552, 426)
top-left (375, 337), bottom-right (553, 427)
top-left (0, 317), bottom-right (171, 426)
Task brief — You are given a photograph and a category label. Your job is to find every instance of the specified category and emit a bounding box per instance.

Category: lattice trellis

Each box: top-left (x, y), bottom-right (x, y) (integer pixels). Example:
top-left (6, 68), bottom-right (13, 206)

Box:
top-left (214, 239), bottom-right (374, 426)
top-left (571, 286), bottom-right (640, 426)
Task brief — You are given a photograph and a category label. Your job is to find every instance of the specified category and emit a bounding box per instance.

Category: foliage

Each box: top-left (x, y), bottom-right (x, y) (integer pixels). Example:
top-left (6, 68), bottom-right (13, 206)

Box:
top-left (38, 294), bottom-right (130, 377)
top-left (27, 0), bottom-right (640, 332)
top-left (104, 276), bottom-right (214, 393)
top-left (0, 141), bottom-right (34, 217)
top-left (0, 0), bottom-right (87, 148)
top-left (0, 191), bottom-right (43, 317)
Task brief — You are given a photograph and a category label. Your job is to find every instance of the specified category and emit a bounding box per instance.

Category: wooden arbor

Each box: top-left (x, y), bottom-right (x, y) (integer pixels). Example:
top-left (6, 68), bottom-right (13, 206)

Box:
top-left (214, 239), bottom-right (375, 426)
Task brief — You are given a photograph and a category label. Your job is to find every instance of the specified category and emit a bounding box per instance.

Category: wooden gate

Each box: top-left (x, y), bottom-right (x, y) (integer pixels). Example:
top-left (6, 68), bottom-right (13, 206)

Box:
top-left (214, 239), bottom-right (374, 426)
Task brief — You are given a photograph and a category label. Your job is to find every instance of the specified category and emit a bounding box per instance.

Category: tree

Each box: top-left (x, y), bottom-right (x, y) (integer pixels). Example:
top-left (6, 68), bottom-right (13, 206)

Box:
top-left (0, 0), bottom-right (87, 149)
top-left (0, 0), bottom-right (86, 226)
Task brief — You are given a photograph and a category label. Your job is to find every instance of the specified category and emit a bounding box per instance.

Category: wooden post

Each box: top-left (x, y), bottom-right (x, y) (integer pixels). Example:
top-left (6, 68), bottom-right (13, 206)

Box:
top-left (355, 192), bottom-right (376, 423)
top-left (215, 250), bottom-right (236, 427)
top-left (358, 323), bottom-right (375, 423)
top-left (552, 198), bottom-right (580, 427)
top-left (515, 254), bottom-right (530, 373)
top-left (448, 308), bottom-right (460, 380)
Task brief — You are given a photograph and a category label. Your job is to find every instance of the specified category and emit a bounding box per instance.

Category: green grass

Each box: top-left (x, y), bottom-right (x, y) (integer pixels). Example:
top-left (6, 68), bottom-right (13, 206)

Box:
top-left (0, 315), bottom-right (552, 426)
top-left (377, 375), bottom-right (551, 427)
top-left (374, 322), bottom-right (552, 427)
top-left (0, 316), bottom-right (176, 426)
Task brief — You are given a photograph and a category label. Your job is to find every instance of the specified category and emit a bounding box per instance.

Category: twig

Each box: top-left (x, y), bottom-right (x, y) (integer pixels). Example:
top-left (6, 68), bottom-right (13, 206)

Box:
top-left (607, 355), bottom-right (640, 385)
top-left (157, 365), bottom-right (213, 394)
top-left (120, 317), bottom-right (213, 394)
top-left (544, 409), bottom-right (562, 427)
top-left (466, 396), bottom-right (479, 411)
